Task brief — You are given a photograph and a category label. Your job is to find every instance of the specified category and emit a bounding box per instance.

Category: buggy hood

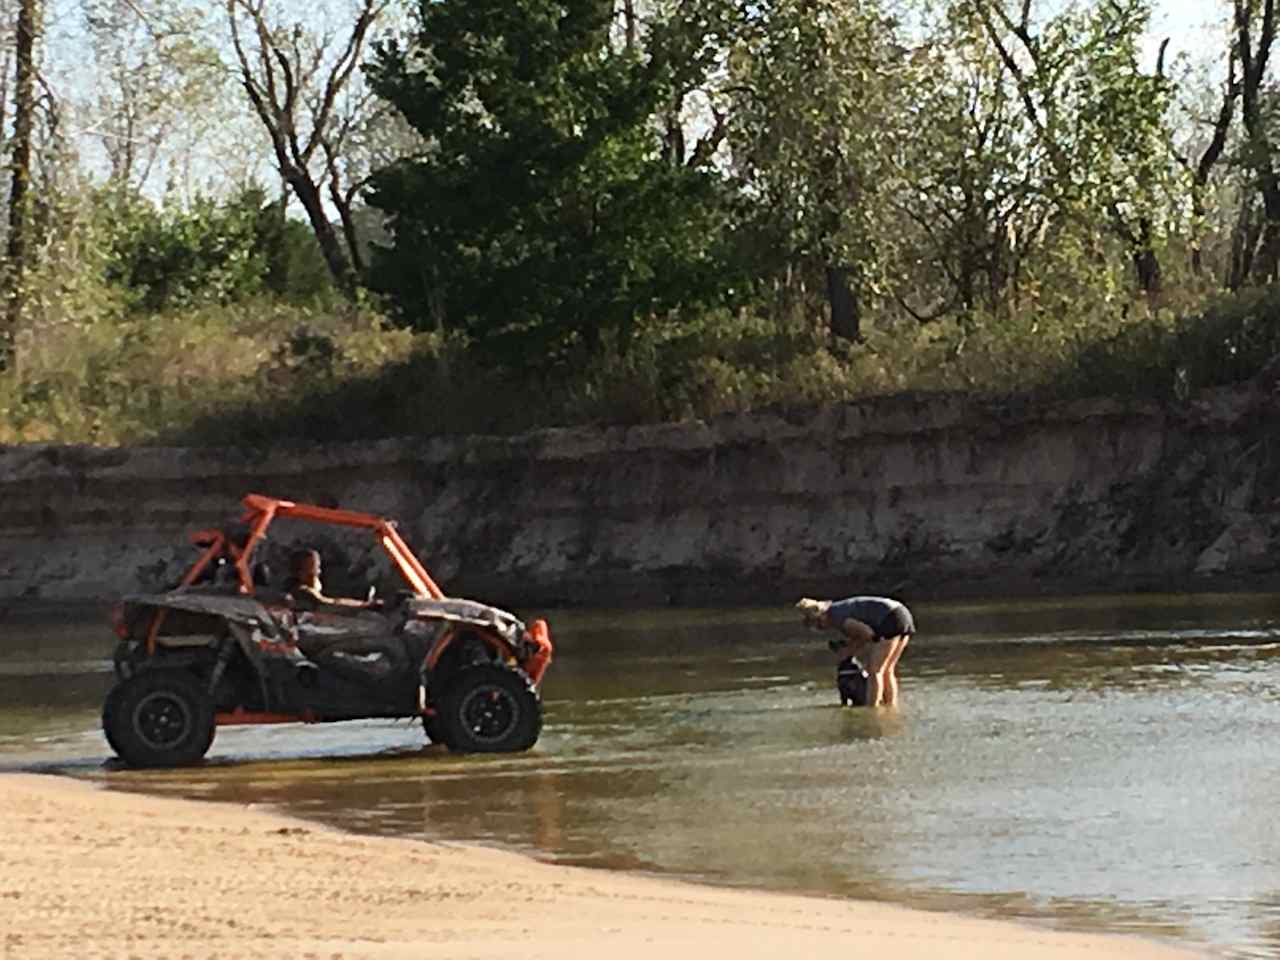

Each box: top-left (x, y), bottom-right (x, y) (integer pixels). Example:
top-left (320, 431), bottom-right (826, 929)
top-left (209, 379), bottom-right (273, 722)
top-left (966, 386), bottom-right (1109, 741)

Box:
top-left (405, 597), bottom-right (525, 644)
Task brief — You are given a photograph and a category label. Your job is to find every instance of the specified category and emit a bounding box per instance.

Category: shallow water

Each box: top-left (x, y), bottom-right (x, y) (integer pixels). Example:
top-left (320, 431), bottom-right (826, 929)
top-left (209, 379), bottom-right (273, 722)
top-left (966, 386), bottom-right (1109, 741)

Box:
top-left (2, 593), bottom-right (1279, 958)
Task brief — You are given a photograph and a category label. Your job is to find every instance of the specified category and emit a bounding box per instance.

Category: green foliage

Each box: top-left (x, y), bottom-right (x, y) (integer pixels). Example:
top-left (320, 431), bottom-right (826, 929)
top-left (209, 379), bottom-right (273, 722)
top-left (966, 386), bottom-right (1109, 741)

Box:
top-left (365, 0), bottom-right (737, 367)
top-left (3, 269), bottom-right (1278, 447)
top-left (724, 0), bottom-right (908, 288)
top-left (102, 188), bottom-right (270, 311)
top-left (251, 199), bottom-right (339, 304)
top-left (966, 0), bottom-right (1184, 272)
top-left (1065, 286), bottom-right (1280, 399)
top-left (99, 186), bottom-right (337, 312)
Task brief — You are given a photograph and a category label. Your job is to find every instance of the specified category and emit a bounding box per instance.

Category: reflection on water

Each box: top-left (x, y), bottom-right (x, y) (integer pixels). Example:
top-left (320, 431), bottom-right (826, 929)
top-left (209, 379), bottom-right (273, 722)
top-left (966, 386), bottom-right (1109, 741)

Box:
top-left (2, 592), bottom-right (1280, 959)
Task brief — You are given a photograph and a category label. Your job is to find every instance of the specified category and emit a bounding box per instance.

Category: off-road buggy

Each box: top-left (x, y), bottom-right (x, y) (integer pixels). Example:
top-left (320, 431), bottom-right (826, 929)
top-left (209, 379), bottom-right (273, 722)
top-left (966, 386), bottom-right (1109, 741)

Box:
top-left (104, 494), bottom-right (553, 767)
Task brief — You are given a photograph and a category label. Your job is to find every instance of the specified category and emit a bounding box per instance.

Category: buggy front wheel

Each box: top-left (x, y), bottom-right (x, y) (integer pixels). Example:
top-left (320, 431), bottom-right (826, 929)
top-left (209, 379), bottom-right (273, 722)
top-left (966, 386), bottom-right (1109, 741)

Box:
top-left (439, 664), bottom-right (542, 753)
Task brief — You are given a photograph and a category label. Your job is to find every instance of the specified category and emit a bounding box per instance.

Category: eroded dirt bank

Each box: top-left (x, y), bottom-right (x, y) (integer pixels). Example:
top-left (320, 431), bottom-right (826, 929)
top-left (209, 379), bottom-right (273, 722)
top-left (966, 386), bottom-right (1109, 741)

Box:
top-left (1, 386), bottom-right (1278, 607)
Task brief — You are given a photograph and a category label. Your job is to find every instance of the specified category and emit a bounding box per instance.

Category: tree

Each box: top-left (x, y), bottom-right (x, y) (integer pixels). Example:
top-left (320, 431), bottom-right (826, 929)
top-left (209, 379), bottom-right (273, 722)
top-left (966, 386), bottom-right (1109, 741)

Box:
top-left (1233, 0), bottom-right (1280, 283)
top-left (2, 0), bottom-right (39, 370)
top-left (1166, 45), bottom-right (1238, 280)
top-left (226, 0), bottom-right (390, 294)
top-left (723, 0), bottom-right (909, 342)
top-left (970, 0), bottom-right (1182, 300)
top-left (366, 0), bottom-right (734, 366)
top-left (80, 0), bottom-right (225, 198)
top-left (887, 5), bottom-right (1040, 322)
top-left (102, 187), bottom-right (279, 312)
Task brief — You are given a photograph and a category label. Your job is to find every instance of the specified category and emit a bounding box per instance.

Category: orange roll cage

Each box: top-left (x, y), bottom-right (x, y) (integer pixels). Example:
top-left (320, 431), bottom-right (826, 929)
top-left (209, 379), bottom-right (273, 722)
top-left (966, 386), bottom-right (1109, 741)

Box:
top-left (144, 494), bottom-right (447, 656)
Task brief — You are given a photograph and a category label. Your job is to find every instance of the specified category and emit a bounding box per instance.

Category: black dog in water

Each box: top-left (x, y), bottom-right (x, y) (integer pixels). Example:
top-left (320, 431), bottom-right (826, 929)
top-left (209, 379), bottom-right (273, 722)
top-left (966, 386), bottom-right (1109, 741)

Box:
top-left (836, 657), bottom-right (870, 707)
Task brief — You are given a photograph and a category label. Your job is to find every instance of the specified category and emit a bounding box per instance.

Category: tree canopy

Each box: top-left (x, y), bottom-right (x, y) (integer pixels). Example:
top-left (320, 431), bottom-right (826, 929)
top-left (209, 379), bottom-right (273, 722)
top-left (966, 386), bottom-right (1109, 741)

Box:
top-left (364, 0), bottom-right (736, 366)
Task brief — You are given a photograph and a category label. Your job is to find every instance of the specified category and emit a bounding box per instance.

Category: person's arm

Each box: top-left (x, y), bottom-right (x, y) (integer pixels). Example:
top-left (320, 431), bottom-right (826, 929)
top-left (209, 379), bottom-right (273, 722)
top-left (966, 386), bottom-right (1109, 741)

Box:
top-left (312, 584), bottom-right (379, 609)
top-left (829, 618), bottom-right (875, 661)
top-left (288, 581), bottom-right (360, 610)
top-left (333, 597), bottom-right (382, 609)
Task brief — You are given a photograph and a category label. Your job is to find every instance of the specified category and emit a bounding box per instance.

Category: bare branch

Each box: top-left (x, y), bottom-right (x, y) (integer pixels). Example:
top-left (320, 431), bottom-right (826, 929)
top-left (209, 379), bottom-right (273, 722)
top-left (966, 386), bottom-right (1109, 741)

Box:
top-left (974, 1), bottom-right (1051, 152)
top-left (307, 1), bottom-right (382, 160)
top-left (228, 0), bottom-right (286, 161)
top-left (1197, 51), bottom-right (1240, 191)
top-left (1262, 0), bottom-right (1277, 82)
top-left (272, 45), bottom-right (301, 162)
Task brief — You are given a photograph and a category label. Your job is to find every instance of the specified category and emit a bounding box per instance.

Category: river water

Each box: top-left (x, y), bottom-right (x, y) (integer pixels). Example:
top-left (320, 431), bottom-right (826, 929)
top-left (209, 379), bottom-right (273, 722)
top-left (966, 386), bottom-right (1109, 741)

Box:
top-left (2, 593), bottom-right (1278, 959)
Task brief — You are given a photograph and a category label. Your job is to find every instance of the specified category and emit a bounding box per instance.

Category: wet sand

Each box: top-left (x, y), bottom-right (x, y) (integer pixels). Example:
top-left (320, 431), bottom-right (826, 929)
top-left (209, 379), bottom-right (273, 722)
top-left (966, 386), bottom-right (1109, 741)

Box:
top-left (0, 773), bottom-right (1205, 960)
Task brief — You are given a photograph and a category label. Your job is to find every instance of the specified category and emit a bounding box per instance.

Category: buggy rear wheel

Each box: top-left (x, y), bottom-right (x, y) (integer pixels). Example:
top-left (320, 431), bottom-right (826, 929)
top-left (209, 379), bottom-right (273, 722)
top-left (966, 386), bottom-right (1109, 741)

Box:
top-left (103, 671), bottom-right (216, 768)
top-left (439, 664), bottom-right (542, 753)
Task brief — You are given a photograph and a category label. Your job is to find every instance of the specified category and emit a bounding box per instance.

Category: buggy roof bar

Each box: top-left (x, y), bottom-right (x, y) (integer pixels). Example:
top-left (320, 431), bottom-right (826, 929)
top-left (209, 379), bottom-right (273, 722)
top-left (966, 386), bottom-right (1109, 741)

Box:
top-left (187, 494), bottom-right (447, 601)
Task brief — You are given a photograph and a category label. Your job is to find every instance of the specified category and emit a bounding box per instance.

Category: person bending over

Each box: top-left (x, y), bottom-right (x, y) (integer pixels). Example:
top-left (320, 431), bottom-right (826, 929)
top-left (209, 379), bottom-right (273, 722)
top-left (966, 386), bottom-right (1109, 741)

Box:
top-left (796, 596), bottom-right (915, 707)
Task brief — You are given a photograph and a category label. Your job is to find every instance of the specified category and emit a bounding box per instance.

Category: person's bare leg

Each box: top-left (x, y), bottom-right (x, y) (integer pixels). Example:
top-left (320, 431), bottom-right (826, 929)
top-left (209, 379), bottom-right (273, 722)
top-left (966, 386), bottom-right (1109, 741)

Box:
top-left (864, 637), bottom-right (893, 707)
top-left (865, 671), bottom-right (882, 707)
top-left (881, 636), bottom-right (908, 706)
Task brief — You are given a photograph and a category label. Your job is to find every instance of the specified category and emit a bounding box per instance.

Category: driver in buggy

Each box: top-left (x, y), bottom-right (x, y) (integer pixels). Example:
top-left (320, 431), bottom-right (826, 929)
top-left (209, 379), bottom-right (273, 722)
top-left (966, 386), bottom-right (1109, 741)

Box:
top-left (286, 549), bottom-right (380, 612)
top-left (282, 548), bottom-right (409, 691)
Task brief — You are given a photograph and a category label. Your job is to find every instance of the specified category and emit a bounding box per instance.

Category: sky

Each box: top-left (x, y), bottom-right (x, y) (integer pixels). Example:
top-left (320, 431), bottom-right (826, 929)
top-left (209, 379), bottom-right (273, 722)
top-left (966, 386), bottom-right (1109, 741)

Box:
top-left (1149, 1), bottom-right (1227, 64)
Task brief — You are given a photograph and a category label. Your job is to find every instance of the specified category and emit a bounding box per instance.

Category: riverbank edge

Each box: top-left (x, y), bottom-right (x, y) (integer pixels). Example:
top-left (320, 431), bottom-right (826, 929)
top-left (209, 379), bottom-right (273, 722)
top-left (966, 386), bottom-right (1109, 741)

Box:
top-left (0, 771), bottom-right (1207, 960)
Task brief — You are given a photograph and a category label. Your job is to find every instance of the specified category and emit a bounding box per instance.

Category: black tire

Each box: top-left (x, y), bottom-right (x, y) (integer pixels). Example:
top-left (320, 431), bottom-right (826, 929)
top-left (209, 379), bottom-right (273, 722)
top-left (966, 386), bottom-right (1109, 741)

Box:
top-left (439, 664), bottom-right (542, 753)
top-left (421, 712), bottom-right (452, 747)
top-left (102, 671), bottom-right (216, 768)
top-left (101, 684), bottom-right (125, 758)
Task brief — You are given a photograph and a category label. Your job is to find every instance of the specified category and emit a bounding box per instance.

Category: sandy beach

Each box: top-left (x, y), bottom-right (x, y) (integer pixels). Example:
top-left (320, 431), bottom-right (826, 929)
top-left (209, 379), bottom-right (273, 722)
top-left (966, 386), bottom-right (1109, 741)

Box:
top-left (0, 772), bottom-right (1207, 960)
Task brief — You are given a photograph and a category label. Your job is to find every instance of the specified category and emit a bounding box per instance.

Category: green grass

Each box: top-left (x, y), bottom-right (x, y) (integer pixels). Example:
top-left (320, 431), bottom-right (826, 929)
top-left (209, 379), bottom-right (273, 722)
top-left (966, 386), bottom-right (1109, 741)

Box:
top-left (2, 283), bottom-right (1278, 447)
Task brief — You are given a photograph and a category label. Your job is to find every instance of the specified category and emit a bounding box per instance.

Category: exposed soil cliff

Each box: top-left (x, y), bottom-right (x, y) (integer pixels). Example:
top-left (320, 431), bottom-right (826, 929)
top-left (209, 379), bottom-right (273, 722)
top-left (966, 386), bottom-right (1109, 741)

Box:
top-left (2, 385), bottom-right (1278, 609)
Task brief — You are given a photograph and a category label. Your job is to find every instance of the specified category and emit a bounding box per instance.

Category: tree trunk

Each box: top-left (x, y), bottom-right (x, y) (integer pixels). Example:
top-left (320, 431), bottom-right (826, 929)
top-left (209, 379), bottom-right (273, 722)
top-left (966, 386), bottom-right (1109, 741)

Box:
top-left (1191, 55), bottom-right (1238, 276)
top-left (1133, 219), bottom-right (1161, 298)
top-left (1255, 219), bottom-right (1280, 283)
top-left (227, 0), bottom-right (380, 301)
top-left (0, 47), bottom-right (11, 146)
top-left (1133, 248), bottom-right (1162, 297)
top-left (285, 166), bottom-right (355, 295)
top-left (3, 0), bottom-right (39, 371)
top-left (1236, 0), bottom-right (1280, 283)
top-left (623, 0), bottom-right (637, 52)
top-left (332, 183), bottom-right (365, 279)
top-left (826, 265), bottom-right (860, 342)
top-left (325, 151), bottom-right (365, 280)
top-left (1228, 198), bottom-right (1261, 290)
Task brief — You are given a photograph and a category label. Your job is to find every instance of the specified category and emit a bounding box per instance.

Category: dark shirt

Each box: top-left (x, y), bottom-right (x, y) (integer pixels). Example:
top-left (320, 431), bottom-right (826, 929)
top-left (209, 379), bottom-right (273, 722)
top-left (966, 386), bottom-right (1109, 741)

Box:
top-left (827, 596), bottom-right (915, 639)
top-left (284, 579), bottom-right (322, 612)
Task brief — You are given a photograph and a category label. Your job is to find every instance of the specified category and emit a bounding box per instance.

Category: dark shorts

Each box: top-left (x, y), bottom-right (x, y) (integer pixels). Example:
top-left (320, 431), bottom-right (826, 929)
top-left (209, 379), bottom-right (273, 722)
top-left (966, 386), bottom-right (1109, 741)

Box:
top-left (874, 604), bottom-right (914, 640)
